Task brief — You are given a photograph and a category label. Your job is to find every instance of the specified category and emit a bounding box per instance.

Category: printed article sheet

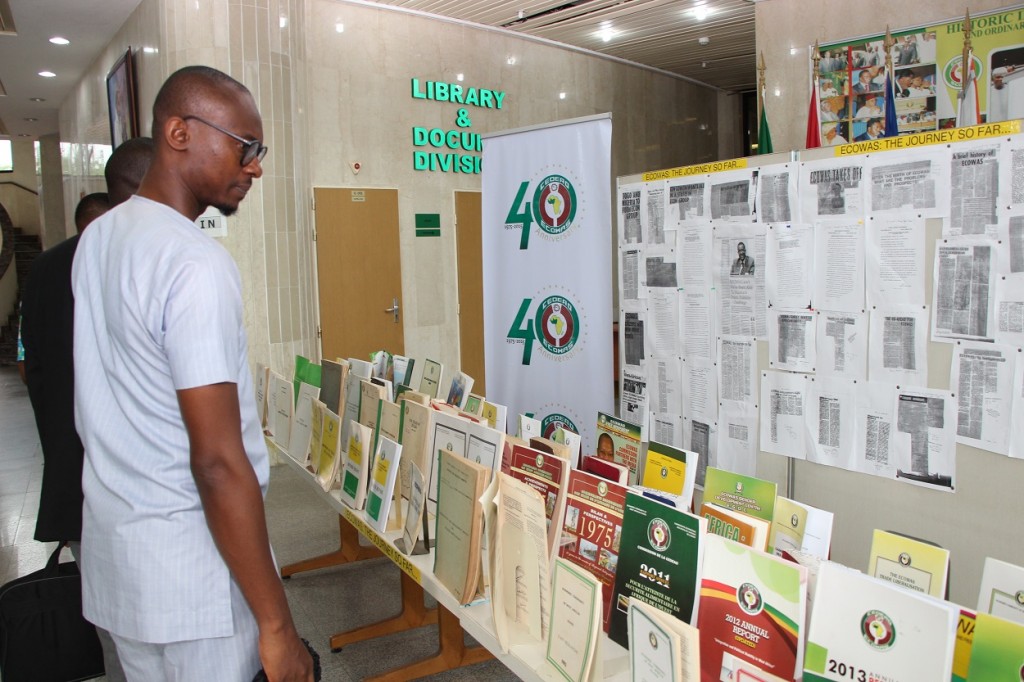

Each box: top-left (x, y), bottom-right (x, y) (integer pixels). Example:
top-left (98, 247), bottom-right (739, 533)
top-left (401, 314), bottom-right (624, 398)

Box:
top-left (646, 288), bottom-right (682, 358)
top-left (757, 163), bottom-right (797, 224)
top-left (709, 168), bottom-right (757, 221)
top-left (759, 370), bottom-right (810, 459)
top-left (999, 138), bottom-right (1024, 212)
top-left (947, 143), bottom-right (1000, 237)
top-left (816, 311), bottom-right (868, 380)
top-left (689, 417), bottom-right (717, 488)
top-left (893, 387), bottom-right (956, 492)
top-left (768, 309), bottom-right (817, 373)
top-left (651, 412), bottom-right (684, 449)
top-left (932, 238), bottom-right (997, 343)
top-left (951, 342), bottom-right (1015, 456)
top-left (717, 335), bottom-right (757, 405)
top-left (619, 182), bottom-right (644, 245)
top-left (646, 181), bottom-right (666, 245)
top-left (866, 147), bottom-right (950, 219)
top-left (995, 278), bottom-right (1024, 346)
top-left (806, 376), bottom-right (857, 471)
top-left (642, 241), bottom-right (677, 289)
top-left (650, 357), bottom-right (683, 417)
top-left (866, 214), bottom-right (926, 307)
top-left (869, 306), bottom-right (928, 385)
top-left (716, 402), bottom-right (759, 477)
top-left (799, 158), bottom-right (866, 221)
top-left (622, 306), bottom-right (645, 368)
top-left (714, 222), bottom-right (766, 337)
top-left (679, 225), bottom-right (716, 359)
top-left (855, 381), bottom-right (897, 479)
top-left (814, 219), bottom-right (865, 312)
top-left (681, 356), bottom-right (718, 426)
top-left (620, 248), bottom-right (642, 302)
top-left (766, 222), bottom-right (814, 310)
top-left (665, 177), bottom-right (708, 225)
top-left (620, 368), bottom-right (649, 429)
top-left (1004, 215), bottom-right (1024, 276)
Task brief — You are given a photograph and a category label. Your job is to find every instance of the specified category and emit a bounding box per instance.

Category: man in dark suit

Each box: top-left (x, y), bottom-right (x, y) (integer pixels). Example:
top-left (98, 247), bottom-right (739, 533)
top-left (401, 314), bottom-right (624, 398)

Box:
top-left (895, 71), bottom-right (915, 98)
top-left (20, 137), bottom-right (153, 682)
top-left (855, 118), bottom-right (884, 142)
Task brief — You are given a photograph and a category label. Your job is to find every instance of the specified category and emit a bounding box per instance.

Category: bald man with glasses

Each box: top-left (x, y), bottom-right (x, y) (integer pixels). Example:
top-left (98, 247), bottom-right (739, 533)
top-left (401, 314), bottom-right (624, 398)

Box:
top-left (72, 65), bottom-right (312, 681)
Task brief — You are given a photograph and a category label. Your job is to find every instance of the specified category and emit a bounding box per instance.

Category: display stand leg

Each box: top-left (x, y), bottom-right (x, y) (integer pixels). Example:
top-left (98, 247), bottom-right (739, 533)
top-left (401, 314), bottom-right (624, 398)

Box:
top-left (330, 571), bottom-right (438, 651)
top-left (363, 603), bottom-right (493, 682)
top-left (280, 515), bottom-right (381, 578)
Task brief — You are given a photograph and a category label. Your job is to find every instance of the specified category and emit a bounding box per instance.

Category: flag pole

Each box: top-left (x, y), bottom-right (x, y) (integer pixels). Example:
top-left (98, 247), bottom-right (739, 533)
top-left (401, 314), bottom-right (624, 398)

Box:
top-left (882, 26), bottom-right (898, 137)
top-left (962, 9), bottom-right (973, 100)
top-left (805, 40), bottom-right (822, 148)
top-left (758, 51), bottom-right (767, 113)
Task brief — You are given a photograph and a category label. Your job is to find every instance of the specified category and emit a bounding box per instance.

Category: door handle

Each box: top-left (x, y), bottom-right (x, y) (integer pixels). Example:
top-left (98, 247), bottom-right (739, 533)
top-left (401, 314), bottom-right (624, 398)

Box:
top-left (384, 297), bottom-right (400, 323)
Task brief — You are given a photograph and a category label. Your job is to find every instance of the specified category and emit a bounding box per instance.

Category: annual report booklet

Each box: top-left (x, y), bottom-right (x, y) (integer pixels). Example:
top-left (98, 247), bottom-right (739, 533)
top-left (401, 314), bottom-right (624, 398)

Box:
top-left (628, 598), bottom-right (701, 682)
top-left (462, 392), bottom-right (484, 417)
top-left (254, 363), bottom-right (270, 427)
top-left (596, 411), bottom-right (643, 484)
top-left (392, 354), bottom-right (415, 388)
top-left (426, 410), bottom-right (505, 508)
top-left (433, 449), bottom-right (489, 605)
top-left (608, 492), bottom-right (707, 649)
top-left (641, 441), bottom-right (698, 510)
top-left (339, 421), bottom-right (373, 510)
top-left (867, 529), bottom-right (949, 598)
top-left (770, 496), bottom-right (834, 560)
top-left (558, 468), bottom-right (628, 632)
top-left (268, 371), bottom-right (293, 447)
top-left (481, 400), bottom-right (507, 433)
top-left (701, 502), bottom-right (770, 550)
top-left (702, 467), bottom-right (777, 524)
top-left (399, 461), bottom-right (427, 555)
top-left (546, 559), bottom-right (603, 682)
top-left (319, 358), bottom-right (345, 416)
top-left (976, 556), bottom-right (1024, 625)
top-left (508, 443), bottom-right (569, 562)
top-left (308, 399), bottom-right (325, 475)
top-left (803, 561), bottom-right (957, 682)
top-left (419, 358), bottom-right (444, 399)
top-left (697, 533), bottom-right (807, 682)
top-left (287, 381), bottom-right (321, 465)
top-left (445, 370), bottom-right (474, 409)
top-left (316, 407), bottom-right (342, 491)
top-left (339, 358), bottom-right (373, 461)
top-left (365, 436), bottom-right (402, 534)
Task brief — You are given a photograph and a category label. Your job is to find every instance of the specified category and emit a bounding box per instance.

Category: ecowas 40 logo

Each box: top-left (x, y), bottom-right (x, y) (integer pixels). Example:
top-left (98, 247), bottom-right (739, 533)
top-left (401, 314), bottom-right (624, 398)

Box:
top-left (507, 293), bottom-right (584, 365)
top-left (505, 170), bottom-right (581, 249)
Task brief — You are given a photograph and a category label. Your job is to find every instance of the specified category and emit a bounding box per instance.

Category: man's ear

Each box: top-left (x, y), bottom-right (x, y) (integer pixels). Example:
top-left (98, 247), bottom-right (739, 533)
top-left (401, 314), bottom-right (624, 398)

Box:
top-left (164, 116), bottom-right (190, 152)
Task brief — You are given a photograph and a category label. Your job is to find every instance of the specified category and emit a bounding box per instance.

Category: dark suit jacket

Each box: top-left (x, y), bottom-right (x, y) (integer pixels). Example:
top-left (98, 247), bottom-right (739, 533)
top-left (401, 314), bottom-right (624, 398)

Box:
top-left (21, 234), bottom-right (84, 542)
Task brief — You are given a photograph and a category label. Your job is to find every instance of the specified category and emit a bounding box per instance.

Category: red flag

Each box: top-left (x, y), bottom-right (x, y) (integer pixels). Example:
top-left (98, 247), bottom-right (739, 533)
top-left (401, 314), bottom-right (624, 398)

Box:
top-left (805, 79), bottom-right (821, 148)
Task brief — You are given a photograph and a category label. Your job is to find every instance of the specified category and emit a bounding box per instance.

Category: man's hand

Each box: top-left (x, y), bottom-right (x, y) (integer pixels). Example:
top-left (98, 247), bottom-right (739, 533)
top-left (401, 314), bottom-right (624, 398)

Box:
top-left (258, 627), bottom-right (314, 682)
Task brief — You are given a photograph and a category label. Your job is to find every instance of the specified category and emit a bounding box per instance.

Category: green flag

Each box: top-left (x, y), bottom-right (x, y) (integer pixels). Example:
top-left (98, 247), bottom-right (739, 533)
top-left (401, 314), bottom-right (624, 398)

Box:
top-left (758, 104), bottom-right (773, 155)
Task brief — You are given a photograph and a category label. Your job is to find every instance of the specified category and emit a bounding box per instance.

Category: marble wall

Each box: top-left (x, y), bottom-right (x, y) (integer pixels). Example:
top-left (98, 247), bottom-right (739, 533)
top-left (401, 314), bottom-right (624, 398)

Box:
top-left (58, 0), bottom-right (725, 378)
top-left (755, 0), bottom-right (1013, 152)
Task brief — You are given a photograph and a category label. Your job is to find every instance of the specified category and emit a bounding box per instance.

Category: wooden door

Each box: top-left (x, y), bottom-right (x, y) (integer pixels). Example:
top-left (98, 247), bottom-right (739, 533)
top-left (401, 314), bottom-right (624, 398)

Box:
top-left (454, 191), bottom-right (485, 394)
top-left (314, 187), bottom-right (404, 362)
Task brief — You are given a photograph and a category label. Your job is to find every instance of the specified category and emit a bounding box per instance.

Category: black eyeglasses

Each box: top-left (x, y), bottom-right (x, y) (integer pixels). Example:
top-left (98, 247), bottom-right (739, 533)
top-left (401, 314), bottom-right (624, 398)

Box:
top-left (183, 115), bottom-right (268, 166)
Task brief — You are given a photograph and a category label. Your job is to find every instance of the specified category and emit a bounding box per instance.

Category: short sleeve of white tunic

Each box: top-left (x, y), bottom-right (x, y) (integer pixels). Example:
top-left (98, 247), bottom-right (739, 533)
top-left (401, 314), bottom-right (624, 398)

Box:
top-left (72, 196), bottom-right (268, 644)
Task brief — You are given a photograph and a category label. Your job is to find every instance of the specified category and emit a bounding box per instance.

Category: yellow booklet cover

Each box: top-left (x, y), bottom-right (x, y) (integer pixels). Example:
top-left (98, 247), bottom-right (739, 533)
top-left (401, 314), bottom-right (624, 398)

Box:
top-left (868, 529), bottom-right (950, 598)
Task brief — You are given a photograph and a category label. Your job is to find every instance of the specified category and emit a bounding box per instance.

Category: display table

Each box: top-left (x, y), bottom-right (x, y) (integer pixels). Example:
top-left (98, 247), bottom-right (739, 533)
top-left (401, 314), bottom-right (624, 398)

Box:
top-left (269, 439), bottom-right (631, 681)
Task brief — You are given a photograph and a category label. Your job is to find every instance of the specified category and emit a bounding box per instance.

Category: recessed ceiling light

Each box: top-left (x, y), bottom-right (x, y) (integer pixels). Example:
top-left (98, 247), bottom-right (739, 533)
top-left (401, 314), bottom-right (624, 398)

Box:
top-left (38, 71), bottom-right (56, 78)
top-left (506, 56), bottom-right (517, 65)
top-left (18, 133), bottom-right (31, 137)
top-left (23, 117), bottom-right (37, 122)
top-left (456, 73), bottom-right (464, 82)
top-left (49, 36), bottom-right (70, 46)
top-left (692, 4), bottom-right (712, 21)
top-left (279, 15), bottom-right (287, 28)
top-left (698, 36), bottom-right (710, 46)
top-left (559, 92), bottom-right (567, 100)
top-left (335, 23), bottom-right (344, 33)
top-left (790, 47), bottom-right (799, 56)
top-left (30, 97), bottom-right (46, 102)
top-left (143, 46), bottom-right (158, 54)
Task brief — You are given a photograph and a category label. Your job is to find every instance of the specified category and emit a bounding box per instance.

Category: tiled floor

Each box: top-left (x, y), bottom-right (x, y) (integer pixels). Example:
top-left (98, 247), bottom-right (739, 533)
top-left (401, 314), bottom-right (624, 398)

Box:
top-left (0, 366), bottom-right (57, 588)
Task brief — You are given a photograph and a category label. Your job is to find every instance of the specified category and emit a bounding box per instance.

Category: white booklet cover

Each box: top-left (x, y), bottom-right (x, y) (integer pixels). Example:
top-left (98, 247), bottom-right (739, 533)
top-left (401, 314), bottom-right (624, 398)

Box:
top-left (365, 436), bottom-right (402, 534)
top-left (977, 557), bottom-right (1024, 625)
top-left (803, 561), bottom-right (957, 682)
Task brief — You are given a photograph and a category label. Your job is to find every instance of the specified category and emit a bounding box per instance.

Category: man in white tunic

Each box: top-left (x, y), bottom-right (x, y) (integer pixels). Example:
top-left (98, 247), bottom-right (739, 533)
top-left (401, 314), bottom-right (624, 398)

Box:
top-left (73, 66), bottom-right (313, 681)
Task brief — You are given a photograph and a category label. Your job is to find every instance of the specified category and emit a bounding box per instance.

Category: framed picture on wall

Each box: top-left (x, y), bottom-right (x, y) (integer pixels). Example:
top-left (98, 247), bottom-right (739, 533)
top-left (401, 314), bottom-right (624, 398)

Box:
top-left (106, 47), bottom-right (138, 148)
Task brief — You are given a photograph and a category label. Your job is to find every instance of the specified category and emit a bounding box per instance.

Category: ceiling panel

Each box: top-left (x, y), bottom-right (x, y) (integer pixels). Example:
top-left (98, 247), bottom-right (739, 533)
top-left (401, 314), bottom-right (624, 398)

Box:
top-left (382, 0), bottom-right (757, 92)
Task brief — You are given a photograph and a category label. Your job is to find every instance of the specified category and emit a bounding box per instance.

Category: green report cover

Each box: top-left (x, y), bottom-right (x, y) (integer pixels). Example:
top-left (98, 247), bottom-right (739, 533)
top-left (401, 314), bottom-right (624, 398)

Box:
top-left (703, 466), bottom-right (777, 523)
top-left (607, 491), bottom-right (707, 649)
top-left (966, 612), bottom-right (1024, 680)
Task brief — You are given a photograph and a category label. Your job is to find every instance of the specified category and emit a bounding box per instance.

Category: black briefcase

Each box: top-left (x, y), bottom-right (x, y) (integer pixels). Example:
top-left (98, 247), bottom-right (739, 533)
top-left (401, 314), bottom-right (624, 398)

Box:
top-left (0, 543), bottom-right (104, 681)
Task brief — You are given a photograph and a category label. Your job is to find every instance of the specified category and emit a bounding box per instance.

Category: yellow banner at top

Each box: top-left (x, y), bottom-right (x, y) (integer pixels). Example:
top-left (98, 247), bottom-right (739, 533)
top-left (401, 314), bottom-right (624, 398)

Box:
top-left (642, 157), bottom-right (748, 182)
top-left (834, 120), bottom-right (1020, 156)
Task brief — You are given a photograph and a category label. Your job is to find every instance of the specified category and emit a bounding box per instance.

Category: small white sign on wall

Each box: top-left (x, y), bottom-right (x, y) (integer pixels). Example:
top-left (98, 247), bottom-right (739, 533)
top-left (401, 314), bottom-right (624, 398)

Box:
top-left (195, 206), bottom-right (227, 238)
